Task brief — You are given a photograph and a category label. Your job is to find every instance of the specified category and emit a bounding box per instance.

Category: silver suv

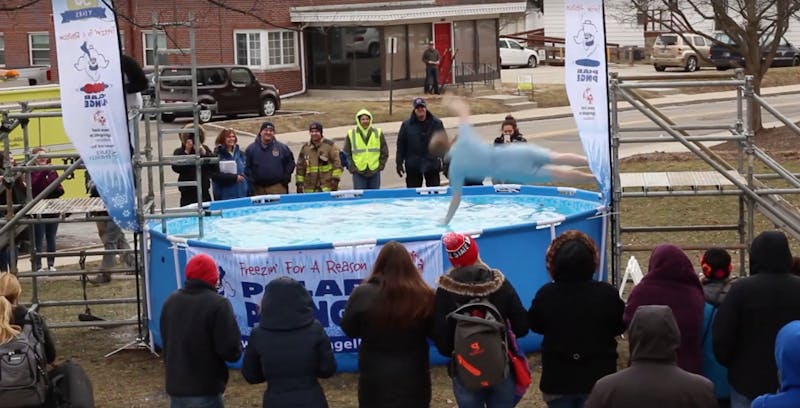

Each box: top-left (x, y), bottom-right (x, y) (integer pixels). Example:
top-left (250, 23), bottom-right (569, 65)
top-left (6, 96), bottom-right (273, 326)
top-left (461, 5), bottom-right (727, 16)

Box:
top-left (651, 33), bottom-right (711, 72)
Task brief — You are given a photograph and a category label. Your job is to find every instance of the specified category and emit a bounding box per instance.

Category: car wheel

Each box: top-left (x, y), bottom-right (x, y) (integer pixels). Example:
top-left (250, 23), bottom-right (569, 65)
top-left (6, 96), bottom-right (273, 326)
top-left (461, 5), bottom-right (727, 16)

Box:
top-left (527, 55), bottom-right (538, 68)
top-left (654, 64), bottom-right (666, 72)
top-left (793, 56), bottom-right (800, 67)
top-left (198, 108), bottom-right (213, 123)
top-left (161, 113), bottom-right (175, 123)
top-left (368, 43), bottom-right (380, 57)
top-left (685, 56), bottom-right (698, 72)
top-left (260, 97), bottom-right (277, 116)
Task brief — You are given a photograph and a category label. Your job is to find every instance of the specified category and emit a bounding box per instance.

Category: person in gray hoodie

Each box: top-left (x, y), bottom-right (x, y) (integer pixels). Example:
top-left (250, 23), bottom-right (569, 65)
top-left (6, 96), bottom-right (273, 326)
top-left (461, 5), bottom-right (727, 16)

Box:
top-left (241, 277), bottom-right (336, 408)
top-left (585, 305), bottom-right (717, 408)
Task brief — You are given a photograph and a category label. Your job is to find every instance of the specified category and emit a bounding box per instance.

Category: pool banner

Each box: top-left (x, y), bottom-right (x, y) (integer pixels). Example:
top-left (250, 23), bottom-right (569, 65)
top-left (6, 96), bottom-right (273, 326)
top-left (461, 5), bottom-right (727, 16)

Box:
top-left (52, 0), bottom-right (139, 231)
top-left (185, 240), bottom-right (443, 353)
top-left (564, 0), bottom-right (611, 206)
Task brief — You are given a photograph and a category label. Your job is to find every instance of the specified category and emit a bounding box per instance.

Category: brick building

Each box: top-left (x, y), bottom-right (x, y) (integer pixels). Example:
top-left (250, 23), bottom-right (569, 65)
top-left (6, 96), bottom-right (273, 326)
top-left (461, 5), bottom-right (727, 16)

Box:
top-left (0, 0), bottom-right (525, 94)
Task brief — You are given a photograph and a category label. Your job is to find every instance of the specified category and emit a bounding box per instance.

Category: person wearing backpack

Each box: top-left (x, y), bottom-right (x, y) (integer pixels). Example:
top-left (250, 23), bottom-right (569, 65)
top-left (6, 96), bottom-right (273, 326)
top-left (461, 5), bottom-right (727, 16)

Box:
top-left (340, 241), bottom-right (435, 408)
top-left (241, 276), bottom-right (336, 408)
top-left (0, 273), bottom-right (55, 408)
top-left (432, 232), bottom-right (528, 408)
top-left (0, 272), bottom-right (55, 364)
top-left (527, 230), bottom-right (625, 408)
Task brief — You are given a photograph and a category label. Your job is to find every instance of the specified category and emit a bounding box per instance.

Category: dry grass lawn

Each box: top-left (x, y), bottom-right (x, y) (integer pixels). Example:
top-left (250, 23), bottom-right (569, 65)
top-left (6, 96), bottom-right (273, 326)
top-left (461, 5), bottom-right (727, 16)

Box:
top-left (16, 66), bottom-right (800, 407)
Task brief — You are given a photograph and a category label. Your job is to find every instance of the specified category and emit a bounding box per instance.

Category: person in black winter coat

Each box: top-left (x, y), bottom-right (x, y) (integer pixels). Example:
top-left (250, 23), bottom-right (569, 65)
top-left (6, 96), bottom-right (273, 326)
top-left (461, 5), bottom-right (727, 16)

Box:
top-left (396, 97), bottom-right (445, 188)
top-left (242, 276), bottom-right (336, 408)
top-left (172, 124), bottom-right (217, 206)
top-left (713, 230), bottom-right (800, 408)
top-left (528, 230), bottom-right (625, 407)
top-left (340, 241), bottom-right (435, 408)
top-left (433, 232), bottom-right (529, 407)
top-left (160, 254), bottom-right (242, 408)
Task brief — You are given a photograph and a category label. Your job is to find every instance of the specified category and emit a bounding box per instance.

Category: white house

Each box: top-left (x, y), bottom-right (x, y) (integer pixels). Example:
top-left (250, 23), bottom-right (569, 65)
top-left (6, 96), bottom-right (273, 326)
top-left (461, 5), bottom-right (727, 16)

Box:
top-left (536, 1), bottom-right (800, 50)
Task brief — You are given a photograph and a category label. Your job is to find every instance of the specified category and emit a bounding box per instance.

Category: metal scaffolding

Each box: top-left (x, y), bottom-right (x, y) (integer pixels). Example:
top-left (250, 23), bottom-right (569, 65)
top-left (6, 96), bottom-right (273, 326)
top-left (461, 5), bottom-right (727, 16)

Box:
top-left (609, 69), bottom-right (800, 287)
top-left (0, 15), bottom-right (212, 339)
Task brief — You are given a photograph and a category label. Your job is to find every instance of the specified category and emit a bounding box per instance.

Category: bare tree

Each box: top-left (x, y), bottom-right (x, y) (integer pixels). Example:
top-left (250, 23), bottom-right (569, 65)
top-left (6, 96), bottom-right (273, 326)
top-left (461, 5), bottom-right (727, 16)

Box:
top-left (629, 0), bottom-right (800, 130)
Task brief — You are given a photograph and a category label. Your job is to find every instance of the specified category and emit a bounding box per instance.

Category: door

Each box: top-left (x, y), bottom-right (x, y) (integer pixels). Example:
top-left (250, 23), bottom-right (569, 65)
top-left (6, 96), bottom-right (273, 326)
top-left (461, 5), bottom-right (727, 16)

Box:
top-left (433, 22), bottom-right (453, 84)
top-left (229, 67), bottom-right (261, 114)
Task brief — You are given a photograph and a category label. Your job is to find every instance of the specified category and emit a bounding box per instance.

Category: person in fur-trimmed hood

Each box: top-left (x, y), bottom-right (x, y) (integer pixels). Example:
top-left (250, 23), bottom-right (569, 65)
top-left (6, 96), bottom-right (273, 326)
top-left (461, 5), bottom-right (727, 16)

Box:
top-left (432, 232), bottom-right (529, 407)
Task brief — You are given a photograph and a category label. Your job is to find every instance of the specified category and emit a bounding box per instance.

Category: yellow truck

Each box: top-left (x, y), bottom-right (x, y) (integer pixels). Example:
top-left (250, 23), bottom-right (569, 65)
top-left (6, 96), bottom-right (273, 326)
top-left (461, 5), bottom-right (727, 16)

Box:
top-left (0, 85), bottom-right (86, 198)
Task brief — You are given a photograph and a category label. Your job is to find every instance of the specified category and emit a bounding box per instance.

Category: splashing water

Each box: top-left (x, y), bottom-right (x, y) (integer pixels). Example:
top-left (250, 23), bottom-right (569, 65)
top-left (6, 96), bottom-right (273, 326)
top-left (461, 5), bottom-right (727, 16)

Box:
top-left (162, 194), bottom-right (598, 248)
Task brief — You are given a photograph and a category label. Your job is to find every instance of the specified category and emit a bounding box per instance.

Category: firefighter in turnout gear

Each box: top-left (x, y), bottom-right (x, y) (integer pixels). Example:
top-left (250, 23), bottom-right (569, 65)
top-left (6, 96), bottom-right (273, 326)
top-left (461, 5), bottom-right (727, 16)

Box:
top-left (296, 122), bottom-right (343, 193)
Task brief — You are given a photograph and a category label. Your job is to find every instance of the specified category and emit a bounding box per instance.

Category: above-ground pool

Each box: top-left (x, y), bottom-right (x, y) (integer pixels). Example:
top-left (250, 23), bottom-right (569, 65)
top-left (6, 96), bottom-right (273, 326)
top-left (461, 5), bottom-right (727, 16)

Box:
top-left (145, 185), bottom-right (606, 372)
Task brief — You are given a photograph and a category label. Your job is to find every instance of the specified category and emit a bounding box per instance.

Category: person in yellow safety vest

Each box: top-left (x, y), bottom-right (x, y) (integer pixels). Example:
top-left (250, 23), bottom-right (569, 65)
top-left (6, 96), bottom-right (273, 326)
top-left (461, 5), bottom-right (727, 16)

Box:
top-left (296, 122), bottom-right (343, 193)
top-left (343, 109), bottom-right (389, 189)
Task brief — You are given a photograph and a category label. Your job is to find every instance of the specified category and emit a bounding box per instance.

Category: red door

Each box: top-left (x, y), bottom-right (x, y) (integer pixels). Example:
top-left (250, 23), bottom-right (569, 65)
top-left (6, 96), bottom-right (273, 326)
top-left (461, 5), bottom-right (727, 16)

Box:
top-left (433, 22), bottom-right (453, 86)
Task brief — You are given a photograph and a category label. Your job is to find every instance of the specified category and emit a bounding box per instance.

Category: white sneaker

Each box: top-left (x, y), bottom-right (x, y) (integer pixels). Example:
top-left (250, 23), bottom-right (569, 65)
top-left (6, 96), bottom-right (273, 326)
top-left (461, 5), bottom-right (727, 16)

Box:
top-left (36, 267), bottom-right (47, 272)
top-left (48, 266), bottom-right (56, 272)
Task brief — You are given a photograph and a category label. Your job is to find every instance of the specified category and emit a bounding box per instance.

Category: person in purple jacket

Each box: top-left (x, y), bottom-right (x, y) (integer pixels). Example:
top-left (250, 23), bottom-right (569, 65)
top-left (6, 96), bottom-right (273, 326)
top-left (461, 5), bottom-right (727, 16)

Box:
top-left (30, 147), bottom-right (64, 272)
top-left (623, 244), bottom-right (705, 375)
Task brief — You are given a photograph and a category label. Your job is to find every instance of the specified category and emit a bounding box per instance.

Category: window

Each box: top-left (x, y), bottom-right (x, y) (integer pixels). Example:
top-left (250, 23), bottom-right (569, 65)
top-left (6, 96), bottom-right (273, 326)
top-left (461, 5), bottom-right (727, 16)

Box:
top-left (235, 31), bottom-right (262, 66)
top-left (0, 35), bottom-right (4, 67)
top-left (143, 31), bottom-right (167, 66)
top-left (234, 30), bottom-right (297, 69)
top-left (268, 31), bottom-right (296, 66)
top-left (29, 33), bottom-right (50, 66)
top-left (230, 67), bottom-right (253, 86)
top-left (693, 36), bottom-right (705, 47)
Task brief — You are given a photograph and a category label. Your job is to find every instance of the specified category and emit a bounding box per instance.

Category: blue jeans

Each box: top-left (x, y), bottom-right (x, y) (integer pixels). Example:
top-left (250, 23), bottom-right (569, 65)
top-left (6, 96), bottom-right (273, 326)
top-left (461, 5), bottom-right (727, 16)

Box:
top-left (425, 65), bottom-right (439, 94)
top-left (452, 375), bottom-right (515, 408)
top-left (169, 394), bottom-right (224, 408)
top-left (352, 172), bottom-right (381, 189)
top-left (545, 394), bottom-right (588, 408)
top-left (34, 222), bottom-right (58, 269)
top-left (729, 387), bottom-right (751, 408)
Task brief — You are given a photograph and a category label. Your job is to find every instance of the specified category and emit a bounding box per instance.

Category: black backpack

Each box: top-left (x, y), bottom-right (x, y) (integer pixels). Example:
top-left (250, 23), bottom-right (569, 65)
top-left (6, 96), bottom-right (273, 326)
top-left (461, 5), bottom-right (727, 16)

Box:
top-left (447, 298), bottom-right (509, 390)
top-left (0, 310), bottom-right (49, 408)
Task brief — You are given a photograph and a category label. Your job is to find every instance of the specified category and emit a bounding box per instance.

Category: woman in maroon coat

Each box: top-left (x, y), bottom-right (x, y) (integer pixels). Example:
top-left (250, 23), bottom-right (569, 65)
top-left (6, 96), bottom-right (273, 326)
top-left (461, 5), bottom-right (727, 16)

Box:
top-left (623, 244), bottom-right (705, 374)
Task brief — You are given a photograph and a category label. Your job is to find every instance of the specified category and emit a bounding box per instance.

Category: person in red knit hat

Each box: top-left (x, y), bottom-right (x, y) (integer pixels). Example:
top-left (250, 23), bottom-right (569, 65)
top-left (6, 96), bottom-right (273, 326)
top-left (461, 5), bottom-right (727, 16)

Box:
top-left (433, 232), bottom-right (529, 407)
top-left (160, 254), bottom-right (242, 408)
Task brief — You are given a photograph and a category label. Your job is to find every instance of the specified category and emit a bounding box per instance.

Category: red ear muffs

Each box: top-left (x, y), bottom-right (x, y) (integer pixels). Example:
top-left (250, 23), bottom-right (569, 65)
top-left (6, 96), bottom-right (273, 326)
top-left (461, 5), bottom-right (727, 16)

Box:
top-left (701, 254), bottom-right (713, 278)
top-left (701, 254), bottom-right (731, 280)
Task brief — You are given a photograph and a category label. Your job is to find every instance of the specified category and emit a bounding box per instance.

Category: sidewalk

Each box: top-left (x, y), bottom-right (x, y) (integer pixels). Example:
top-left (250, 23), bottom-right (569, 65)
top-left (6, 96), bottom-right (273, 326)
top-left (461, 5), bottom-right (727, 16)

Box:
top-left (272, 83), bottom-right (800, 148)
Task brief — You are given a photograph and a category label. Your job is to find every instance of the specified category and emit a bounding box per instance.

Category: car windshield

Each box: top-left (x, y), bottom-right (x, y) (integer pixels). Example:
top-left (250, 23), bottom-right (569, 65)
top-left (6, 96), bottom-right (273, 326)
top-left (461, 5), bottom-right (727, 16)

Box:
top-left (656, 35), bottom-right (678, 46)
top-left (714, 33), bottom-right (735, 45)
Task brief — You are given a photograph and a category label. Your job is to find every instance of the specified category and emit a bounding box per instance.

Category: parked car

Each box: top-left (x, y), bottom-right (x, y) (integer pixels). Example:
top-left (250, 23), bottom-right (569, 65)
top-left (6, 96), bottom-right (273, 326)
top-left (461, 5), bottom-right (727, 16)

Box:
top-left (345, 27), bottom-right (380, 57)
top-left (710, 33), bottom-right (800, 70)
top-left (158, 65), bottom-right (280, 123)
top-left (651, 33), bottom-right (712, 72)
top-left (498, 38), bottom-right (538, 68)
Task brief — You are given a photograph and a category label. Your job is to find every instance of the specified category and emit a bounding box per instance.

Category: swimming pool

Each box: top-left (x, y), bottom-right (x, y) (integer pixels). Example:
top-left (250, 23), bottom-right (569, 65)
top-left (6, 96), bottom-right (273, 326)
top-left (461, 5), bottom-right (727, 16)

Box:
top-left (145, 185), bottom-right (606, 371)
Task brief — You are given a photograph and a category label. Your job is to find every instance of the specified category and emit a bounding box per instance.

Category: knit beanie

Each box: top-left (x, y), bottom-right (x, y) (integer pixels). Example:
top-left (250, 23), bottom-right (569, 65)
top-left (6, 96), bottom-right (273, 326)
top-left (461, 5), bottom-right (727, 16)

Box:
top-left (309, 122), bottom-right (323, 134)
top-left (442, 232), bottom-right (479, 267)
top-left (185, 254), bottom-right (219, 287)
top-left (260, 121), bottom-right (275, 132)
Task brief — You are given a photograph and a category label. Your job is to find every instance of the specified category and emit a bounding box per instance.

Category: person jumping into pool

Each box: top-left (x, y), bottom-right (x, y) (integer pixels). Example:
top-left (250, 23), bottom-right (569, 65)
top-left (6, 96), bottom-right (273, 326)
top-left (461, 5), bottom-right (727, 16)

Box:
top-left (431, 95), bottom-right (597, 224)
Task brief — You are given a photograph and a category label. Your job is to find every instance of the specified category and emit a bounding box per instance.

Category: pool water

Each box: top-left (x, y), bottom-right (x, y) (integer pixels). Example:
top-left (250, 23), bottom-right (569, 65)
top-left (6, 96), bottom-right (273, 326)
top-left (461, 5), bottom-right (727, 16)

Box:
top-left (162, 194), bottom-right (599, 248)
